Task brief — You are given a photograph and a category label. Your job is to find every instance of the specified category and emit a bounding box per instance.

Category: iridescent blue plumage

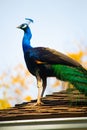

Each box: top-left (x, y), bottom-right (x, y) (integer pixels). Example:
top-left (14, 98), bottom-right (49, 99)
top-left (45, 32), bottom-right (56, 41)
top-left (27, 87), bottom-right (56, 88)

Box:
top-left (17, 19), bottom-right (87, 105)
top-left (22, 24), bottom-right (32, 52)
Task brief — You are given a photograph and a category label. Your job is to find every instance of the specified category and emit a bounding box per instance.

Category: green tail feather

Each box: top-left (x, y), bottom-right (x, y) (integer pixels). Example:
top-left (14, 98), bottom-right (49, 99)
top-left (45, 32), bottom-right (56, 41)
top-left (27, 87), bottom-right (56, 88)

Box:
top-left (51, 64), bottom-right (87, 95)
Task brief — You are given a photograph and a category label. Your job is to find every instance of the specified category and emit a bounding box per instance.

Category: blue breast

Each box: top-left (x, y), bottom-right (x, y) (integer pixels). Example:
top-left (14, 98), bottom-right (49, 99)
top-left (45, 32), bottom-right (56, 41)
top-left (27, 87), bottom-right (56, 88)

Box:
top-left (22, 26), bottom-right (32, 53)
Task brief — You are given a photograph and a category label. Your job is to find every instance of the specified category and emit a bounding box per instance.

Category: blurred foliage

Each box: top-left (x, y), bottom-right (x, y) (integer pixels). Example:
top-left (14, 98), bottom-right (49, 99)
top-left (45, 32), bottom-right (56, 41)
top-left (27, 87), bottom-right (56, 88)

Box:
top-left (0, 99), bottom-right (11, 110)
top-left (68, 50), bottom-right (83, 62)
top-left (0, 44), bottom-right (87, 109)
top-left (0, 64), bottom-right (33, 109)
top-left (24, 96), bottom-right (32, 102)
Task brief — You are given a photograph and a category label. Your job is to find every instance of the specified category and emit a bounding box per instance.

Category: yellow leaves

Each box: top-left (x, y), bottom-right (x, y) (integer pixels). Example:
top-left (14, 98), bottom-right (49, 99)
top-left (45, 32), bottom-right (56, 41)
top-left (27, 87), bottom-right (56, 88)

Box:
top-left (12, 74), bottom-right (25, 87)
top-left (68, 50), bottom-right (84, 62)
top-left (15, 88), bottom-right (22, 95)
top-left (52, 80), bottom-right (61, 88)
top-left (67, 46), bottom-right (87, 69)
top-left (14, 63), bottom-right (25, 71)
top-left (0, 64), bottom-right (33, 109)
top-left (12, 75), bottom-right (19, 84)
top-left (24, 96), bottom-right (32, 102)
top-left (0, 99), bottom-right (11, 110)
top-left (14, 63), bottom-right (30, 77)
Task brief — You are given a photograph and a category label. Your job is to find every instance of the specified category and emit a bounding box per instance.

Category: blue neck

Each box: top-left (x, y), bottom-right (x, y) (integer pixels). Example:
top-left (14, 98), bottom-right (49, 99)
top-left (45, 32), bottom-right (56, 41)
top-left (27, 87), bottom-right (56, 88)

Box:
top-left (22, 26), bottom-right (32, 53)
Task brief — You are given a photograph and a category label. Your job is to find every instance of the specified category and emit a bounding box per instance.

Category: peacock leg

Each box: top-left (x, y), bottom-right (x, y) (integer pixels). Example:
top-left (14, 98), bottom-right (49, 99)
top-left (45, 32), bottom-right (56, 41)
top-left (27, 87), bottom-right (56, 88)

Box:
top-left (34, 76), bottom-right (44, 105)
top-left (41, 78), bottom-right (46, 97)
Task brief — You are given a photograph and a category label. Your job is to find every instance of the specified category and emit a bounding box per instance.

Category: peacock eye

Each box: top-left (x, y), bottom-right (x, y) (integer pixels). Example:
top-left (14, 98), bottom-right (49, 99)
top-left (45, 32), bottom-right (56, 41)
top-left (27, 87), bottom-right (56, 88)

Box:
top-left (22, 24), bottom-right (27, 29)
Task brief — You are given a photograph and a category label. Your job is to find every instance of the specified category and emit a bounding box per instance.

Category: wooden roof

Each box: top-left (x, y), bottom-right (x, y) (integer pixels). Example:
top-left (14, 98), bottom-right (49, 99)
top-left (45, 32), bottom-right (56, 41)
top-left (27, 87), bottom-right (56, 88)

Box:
top-left (0, 90), bottom-right (87, 121)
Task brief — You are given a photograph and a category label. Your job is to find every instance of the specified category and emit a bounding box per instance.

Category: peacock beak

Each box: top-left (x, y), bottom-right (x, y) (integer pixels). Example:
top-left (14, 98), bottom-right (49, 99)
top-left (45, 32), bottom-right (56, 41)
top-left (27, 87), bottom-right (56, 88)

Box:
top-left (16, 25), bottom-right (21, 29)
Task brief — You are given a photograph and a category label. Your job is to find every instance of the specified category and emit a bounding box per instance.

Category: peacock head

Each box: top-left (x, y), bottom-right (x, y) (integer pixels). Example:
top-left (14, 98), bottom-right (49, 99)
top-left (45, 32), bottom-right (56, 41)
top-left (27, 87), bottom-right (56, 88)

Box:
top-left (17, 23), bottom-right (29, 31)
top-left (17, 18), bottom-right (34, 32)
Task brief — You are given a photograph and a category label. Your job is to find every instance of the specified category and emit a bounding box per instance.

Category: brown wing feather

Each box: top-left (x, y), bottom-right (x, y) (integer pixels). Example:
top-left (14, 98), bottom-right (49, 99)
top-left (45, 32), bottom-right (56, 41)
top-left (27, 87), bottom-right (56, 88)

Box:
top-left (28, 47), bottom-right (82, 67)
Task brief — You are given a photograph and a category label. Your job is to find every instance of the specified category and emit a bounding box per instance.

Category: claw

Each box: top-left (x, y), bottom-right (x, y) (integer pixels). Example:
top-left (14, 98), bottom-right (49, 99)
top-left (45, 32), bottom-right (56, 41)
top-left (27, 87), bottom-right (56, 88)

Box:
top-left (32, 101), bottom-right (44, 106)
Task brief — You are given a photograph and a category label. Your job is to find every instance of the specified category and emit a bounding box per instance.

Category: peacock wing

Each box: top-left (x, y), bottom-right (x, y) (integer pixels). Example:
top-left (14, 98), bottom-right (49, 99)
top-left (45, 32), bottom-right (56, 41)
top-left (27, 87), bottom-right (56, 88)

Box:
top-left (28, 47), bottom-right (82, 67)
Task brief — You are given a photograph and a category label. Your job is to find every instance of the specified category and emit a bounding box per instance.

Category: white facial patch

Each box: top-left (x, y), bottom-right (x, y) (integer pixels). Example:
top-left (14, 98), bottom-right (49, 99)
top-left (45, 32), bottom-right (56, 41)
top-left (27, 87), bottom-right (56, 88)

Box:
top-left (22, 24), bottom-right (27, 29)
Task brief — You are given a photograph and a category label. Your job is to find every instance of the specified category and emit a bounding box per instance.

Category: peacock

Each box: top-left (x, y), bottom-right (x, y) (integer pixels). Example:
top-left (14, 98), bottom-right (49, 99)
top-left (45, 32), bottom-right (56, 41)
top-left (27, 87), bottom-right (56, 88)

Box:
top-left (17, 18), bottom-right (87, 105)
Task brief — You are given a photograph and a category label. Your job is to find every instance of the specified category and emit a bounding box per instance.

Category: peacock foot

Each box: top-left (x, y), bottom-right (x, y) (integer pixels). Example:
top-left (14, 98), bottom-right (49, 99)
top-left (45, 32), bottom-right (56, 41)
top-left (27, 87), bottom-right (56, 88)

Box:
top-left (32, 101), bottom-right (44, 106)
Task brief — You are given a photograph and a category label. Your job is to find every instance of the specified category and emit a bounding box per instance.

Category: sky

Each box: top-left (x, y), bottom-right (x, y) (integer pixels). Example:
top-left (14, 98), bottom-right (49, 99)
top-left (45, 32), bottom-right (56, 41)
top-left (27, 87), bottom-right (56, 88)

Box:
top-left (0, 0), bottom-right (87, 73)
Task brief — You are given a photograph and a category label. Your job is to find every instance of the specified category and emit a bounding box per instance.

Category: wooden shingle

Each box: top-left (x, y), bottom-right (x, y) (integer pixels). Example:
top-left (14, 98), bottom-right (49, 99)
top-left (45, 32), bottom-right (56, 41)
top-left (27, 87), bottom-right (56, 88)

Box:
top-left (0, 90), bottom-right (87, 121)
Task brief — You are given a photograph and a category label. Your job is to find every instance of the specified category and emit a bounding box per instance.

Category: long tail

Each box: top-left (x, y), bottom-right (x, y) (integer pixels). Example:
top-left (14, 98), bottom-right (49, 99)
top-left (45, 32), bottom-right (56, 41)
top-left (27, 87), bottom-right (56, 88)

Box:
top-left (52, 64), bottom-right (87, 95)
